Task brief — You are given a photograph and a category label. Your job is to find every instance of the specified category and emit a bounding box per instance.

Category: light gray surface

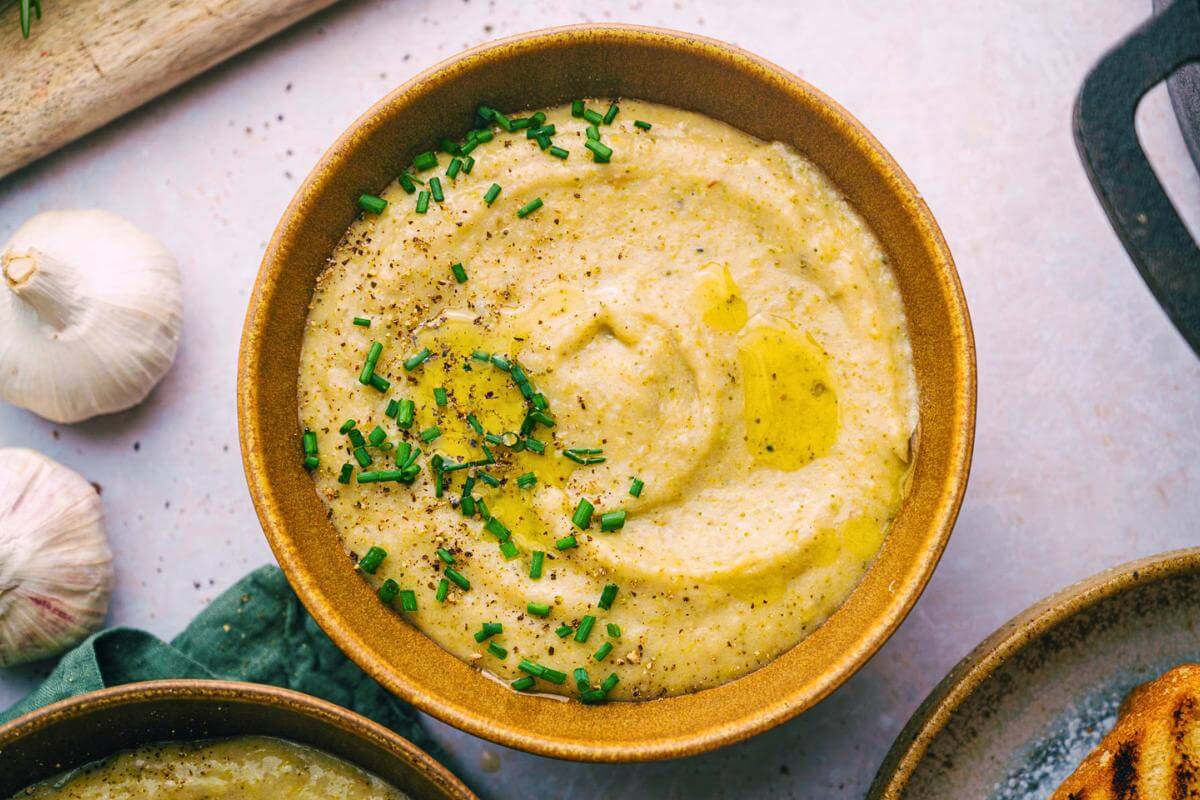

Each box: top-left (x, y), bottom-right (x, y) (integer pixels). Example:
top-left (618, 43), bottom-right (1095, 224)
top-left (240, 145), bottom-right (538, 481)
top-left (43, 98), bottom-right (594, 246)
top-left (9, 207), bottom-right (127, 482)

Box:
top-left (1, 2), bottom-right (1198, 797)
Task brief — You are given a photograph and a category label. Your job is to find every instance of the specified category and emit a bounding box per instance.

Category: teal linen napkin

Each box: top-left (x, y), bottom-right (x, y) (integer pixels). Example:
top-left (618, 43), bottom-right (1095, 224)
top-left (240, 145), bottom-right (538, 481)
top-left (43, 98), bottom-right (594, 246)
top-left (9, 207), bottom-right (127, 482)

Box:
top-left (0, 565), bottom-right (443, 761)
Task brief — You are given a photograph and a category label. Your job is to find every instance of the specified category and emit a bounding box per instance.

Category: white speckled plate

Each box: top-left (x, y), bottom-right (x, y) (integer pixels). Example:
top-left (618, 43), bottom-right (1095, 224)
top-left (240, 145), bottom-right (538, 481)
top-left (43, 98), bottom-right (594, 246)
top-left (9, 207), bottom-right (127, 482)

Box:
top-left (869, 548), bottom-right (1200, 799)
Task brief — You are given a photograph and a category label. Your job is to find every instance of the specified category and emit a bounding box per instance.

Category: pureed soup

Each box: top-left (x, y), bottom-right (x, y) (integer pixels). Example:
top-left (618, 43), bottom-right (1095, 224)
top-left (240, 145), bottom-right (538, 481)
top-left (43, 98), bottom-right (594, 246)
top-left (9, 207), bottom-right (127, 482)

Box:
top-left (297, 99), bottom-right (917, 702)
top-left (10, 736), bottom-right (409, 799)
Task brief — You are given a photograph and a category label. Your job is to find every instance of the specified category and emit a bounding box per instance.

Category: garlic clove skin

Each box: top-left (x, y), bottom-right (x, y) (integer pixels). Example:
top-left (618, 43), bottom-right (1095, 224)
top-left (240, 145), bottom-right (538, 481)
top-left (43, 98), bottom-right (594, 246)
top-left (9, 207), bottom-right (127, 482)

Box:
top-left (0, 448), bottom-right (113, 667)
top-left (0, 210), bottom-right (182, 424)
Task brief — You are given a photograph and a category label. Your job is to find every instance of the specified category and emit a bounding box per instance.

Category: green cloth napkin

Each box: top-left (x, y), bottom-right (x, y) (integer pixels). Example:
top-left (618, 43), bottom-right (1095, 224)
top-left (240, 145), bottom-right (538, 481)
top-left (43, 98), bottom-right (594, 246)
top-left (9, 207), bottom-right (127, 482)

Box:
top-left (0, 565), bottom-right (443, 762)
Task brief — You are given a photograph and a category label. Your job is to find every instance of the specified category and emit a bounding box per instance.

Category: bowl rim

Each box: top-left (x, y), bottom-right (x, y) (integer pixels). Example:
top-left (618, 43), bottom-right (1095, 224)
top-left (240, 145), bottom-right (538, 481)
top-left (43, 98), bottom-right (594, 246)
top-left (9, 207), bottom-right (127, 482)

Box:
top-left (238, 22), bottom-right (976, 761)
top-left (0, 678), bottom-right (474, 799)
top-left (868, 546), bottom-right (1200, 798)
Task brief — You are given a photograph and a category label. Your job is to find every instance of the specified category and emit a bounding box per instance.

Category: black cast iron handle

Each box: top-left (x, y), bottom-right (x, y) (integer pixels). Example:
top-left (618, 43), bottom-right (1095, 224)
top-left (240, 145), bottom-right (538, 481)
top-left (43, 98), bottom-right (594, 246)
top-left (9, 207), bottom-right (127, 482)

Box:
top-left (1074, 0), bottom-right (1200, 356)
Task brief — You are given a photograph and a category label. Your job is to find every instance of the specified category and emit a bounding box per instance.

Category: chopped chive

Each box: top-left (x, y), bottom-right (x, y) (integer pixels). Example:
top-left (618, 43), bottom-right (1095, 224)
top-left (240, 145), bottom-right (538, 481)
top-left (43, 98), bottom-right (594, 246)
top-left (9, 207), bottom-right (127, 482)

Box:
top-left (574, 615), bottom-right (596, 643)
top-left (523, 437), bottom-right (546, 454)
top-left (541, 667), bottom-right (568, 685)
top-left (400, 590), bottom-right (418, 612)
top-left (490, 353), bottom-right (511, 370)
top-left (380, 402), bottom-right (396, 420)
top-left (607, 623), bottom-right (621, 638)
top-left (516, 472), bottom-right (537, 489)
top-left (460, 495), bottom-right (476, 517)
top-left (415, 191), bottom-right (430, 213)
top-left (574, 667), bottom-right (591, 692)
top-left (396, 398), bottom-right (415, 429)
top-left (357, 194), bottom-right (388, 214)
top-left (368, 426), bottom-right (387, 446)
top-left (547, 145), bottom-right (569, 160)
top-left (581, 689), bottom-right (607, 704)
top-left (339, 419), bottom-right (357, 434)
top-left (511, 676), bottom-right (536, 692)
top-left (419, 426), bottom-right (441, 443)
top-left (476, 497), bottom-right (490, 520)
top-left (600, 510), bottom-right (627, 532)
top-left (359, 341), bottom-right (383, 385)
top-left (403, 347), bottom-right (432, 371)
top-left (459, 138), bottom-right (479, 156)
top-left (436, 578), bottom-right (449, 602)
top-left (527, 602), bottom-right (551, 618)
top-left (535, 134), bottom-right (551, 150)
top-left (530, 550), bottom-right (545, 579)
top-left (473, 622), bottom-right (503, 642)
top-left (601, 672), bottom-right (619, 693)
top-left (302, 430), bottom-right (318, 456)
top-left (510, 117), bottom-right (531, 130)
top-left (586, 124), bottom-right (600, 141)
top-left (303, 455), bottom-right (319, 470)
top-left (634, 120), bottom-right (652, 130)
top-left (474, 128), bottom-right (494, 143)
top-left (556, 536), bottom-right (578, 551)
top-left (555, 624), bottom-right (572, 638)
top-left (593, 642), bottom-right (613, 661)
top-left (477, 471), bottom-right (501, 488)
top-left (442, 460), bottom-right (470, 473)
top-left (450, 262), bottom-right (468, 283)
top-left (462, 155), bottom-right (475, 174)
top-left (445, 567), bottom-right (470, 591)
top-left (491, 110), bottom-right (513, 132)
top-left (353, 446), bottom-right (372, 467)
top-left (499, 540), bottom-right (519, 560)
top-left (465, 413), bottom-right (484, 435)
top-left (598, 583), bottom-right (618, 610)
top-left (485, 516), bottom-right (511, 541)
top-left (484, 433), bottom-right (505, 446)
top-left (338, 463), bottom-right (353, 484)
top-left (629, 477), bottom-right (644, 497)
top-left (519, 659), bottom-right (545, 678)
top-left (437, 548), bottom-right (456, 564)
top-left (571, 99), bottom-right (584, 117)
top-left (434, 387), bottom-right (448, 406)
top-left (585, 140), bottom-right (613, 163)
top-left (348, 428), bottom-right (366, 447)
top-left (392, 440), bottom-right (410, 464)
top-left (399, 173), bottom-right (416, 193)
top-left (478, 445), bottom-right (496, 464)
top-left (357, 469), bottom-right (406, 483)
top-left (400, 463), bottom-right (421, 481)
top-left (413, 151), bottom-right (438, 171)
top-left (429, 177), bottom-right (444, 202)
top-left (378, 579), bottom-right (400, 603)
top-left (483, 183), bottom-right (502, 205)
top-left (582, 108), bottom-right (603, 125)
top-left (603, 103), bottom-right (619, 124)
top-left (526, 124), bottom-right (557, 139)
top-left (571, 498), bottom-right (594, 529)
top-left (530, 410), bottom-right (555, 428)
top-left (565, 447), bottom-right (602, 455)
top-left (353, 316), bottom-right (371, 327)
top-left (529, 111), bottom-right (547, 127)
top-left (487, 641), bottom-right (507, 659)
top-left (446, 157), bottom-right (463, 178)
top-left (369, 373), bottom-right (391, 393)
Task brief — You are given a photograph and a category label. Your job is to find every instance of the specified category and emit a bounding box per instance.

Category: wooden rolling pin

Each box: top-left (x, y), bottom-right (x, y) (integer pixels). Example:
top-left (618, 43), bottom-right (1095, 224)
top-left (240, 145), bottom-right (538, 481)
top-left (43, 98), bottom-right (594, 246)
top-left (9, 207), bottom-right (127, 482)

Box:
top-left (0, 0), bottom-right (340, 180)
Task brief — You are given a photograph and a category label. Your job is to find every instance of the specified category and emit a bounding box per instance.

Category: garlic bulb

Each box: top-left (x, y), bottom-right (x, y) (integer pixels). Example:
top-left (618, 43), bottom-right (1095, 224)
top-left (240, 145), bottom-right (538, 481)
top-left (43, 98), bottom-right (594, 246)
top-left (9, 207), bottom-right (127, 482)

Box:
top-left (0, 210), bottom-right (182, 424)
top-left (0, 448), bottom-right (112, 667)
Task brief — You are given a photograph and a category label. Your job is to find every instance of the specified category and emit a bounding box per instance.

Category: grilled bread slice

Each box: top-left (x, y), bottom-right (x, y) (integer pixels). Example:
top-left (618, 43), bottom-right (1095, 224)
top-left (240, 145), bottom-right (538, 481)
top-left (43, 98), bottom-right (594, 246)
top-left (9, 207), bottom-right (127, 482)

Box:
top-left (1051, 664), bottom-right (1200, 799)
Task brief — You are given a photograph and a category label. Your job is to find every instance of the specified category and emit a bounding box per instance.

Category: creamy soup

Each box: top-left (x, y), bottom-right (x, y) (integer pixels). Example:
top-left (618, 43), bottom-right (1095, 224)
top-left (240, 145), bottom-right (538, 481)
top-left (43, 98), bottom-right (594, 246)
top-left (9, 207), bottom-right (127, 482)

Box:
top-left (10, 736), bottom-right (409, 799)
top-left (298, 99), bottom-right (917, 700)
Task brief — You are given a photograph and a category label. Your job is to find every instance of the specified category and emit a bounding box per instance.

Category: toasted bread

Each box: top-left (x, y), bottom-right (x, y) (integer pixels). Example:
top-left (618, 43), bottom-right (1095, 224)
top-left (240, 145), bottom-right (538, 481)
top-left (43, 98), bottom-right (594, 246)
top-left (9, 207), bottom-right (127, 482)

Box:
top-left (1051, 664), bottom-right (1200, 799)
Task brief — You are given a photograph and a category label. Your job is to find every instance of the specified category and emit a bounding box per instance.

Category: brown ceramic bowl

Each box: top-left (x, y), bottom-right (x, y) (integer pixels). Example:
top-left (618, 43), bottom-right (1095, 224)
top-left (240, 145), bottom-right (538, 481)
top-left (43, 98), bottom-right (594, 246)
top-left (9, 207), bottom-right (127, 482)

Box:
top-left (0, 680), bottom-right (474, 799)
top-left (238, 24), bottom-right (976, 761)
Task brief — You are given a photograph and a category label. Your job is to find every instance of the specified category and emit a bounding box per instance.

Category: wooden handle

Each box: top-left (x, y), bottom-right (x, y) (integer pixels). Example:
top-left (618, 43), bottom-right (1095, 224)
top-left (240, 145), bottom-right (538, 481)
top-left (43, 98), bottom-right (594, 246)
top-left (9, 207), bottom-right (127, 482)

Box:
top-left (0, 0), bottom-right (340, 180)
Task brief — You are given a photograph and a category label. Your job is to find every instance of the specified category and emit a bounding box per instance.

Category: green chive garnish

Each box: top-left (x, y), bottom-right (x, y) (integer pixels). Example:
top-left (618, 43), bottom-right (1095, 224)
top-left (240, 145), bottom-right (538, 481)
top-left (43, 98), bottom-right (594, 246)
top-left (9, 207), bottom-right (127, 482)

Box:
top-left (420, 426), bottom-right (441, 443)
top-left (429, 177), bottom-right (444, 202)
top-left (450, 262), bottom-right (468, 283)
top-left (555, 624), bottom-right (572, 638)
top-left (413, 151), bottom-right (438, 171)
top-left (593, 642), bottom-right (613, 661)
top-left (585, 140), bottom-right (612, 163)
top-left (437, 548), bottom-right (456, 564)
top-left (477, 470), bottom-right (501, 488)
top-left (574, 668), bottom-right (591, 692)
top-left (499, 540), bottom-right (519, 560)
top-left (600, 510), bottom-right (627, 532)
top-left (586, 124), bottom-right (600, 141)
top-left (302, 429), bottom-right (318, 455)
top-left (463, 155), bottom-right (475, 174)
top-left (490, 353), bottom-right (511, 371)
top-left (519, 659), bottom-right (545, 677)
top-left (541, 667), bottom-right (567, 685)
top-left (400, 590), bottom-right (418, 612)
top-left (353, 447), bottom-right (372, 467)
top-left (582, 108), bottom-right (603, 125)
top-left (353, 316), bottom-right (371, 327)
top-left (491, 110), bottom-right (513, 132)
top-left (483, 183), bottom-right (501, 205)
top-left (523, 437), bottom-right (546, 454)
top-left (399, 173), bottom-right (416, 193)
top-left (368, 425), bottom-right (387, 446)
top-left (571, 498), bottom-right (594, 529)
top-left (516, 198), bottom-right (543, 218)
top-left (396, 398), bottom-right (415, 429)
top-left (488, 642), bottom-right (507, 659)
top-left (548, 146), bottom-right (568, 160)
top-left (634, 120), bottom-right (651, 130)
top-left (359, 341), bottom-right (383, 385)
top-left (369, 373), bottom-right (391, 393)
top-left (446, 157), bottom-right (463, 178)
top-left (460, 495), bottom-right (476, 517)
top-left (516, 472), bottom-right (537, 489)
top-left (302, 455), bottom-right (319, 470)
top-left (598, 583), bottom-right (618, 610)
top-left (338, 463), bottom-right (353, 484)
top-left (530, 550), bottom-right (545, 579)
top-left (571, 100), bottom-right (584, 117)
top-left (465, 413), bottom-right (484, 435)
top-left (404, 347), bottom-right (432, 371)
top-left (629, 477), bottom-right (644, 497)
top-left (348, 429), bottom-right (366, 447)
top-left (603, 103), bottom-right (619, 124)
top-left (473, 622), bottom-right (503, 642)
top-left (339, 419), bottom-right (357, 434)
top-left (607, 623), bottom-right (621, 638)
top-left (445, 567), bottom-right (470, 591)
top-left (574, 615), bottom-right (596, 643)
top-left (378, 579), bottom-right (400, 603)
top-left (436, 578), bottom-right (449, 602)
top-left (356, 469), bottom-right (406, 483)
top-left (474, 128), bottom-right (494, 143)
top-left (527, 602), bottom-right (551, 618)
top-left (485, 516), bottom-right (511, 541)
top-left (415, 191), bottom-right (430, 213)
top-left (357, 194), bottom-right (387, 214)
top-left (511, 676), bottom-right (536, 691)
top-left (601, 673), bottom-right (619, 693)
top-left (581, 689), bottom-right (607, 704)
top-left (556, 536), bottom-right (578, 551)
top-left (434, 387), bottom-right (448, 406)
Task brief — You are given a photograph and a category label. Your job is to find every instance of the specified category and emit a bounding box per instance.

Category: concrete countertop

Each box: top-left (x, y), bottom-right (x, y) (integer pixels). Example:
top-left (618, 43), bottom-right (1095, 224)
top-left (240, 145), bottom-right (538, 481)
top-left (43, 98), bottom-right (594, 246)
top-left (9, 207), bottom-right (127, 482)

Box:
top-left (2, 1), bottom-right (1198, 797)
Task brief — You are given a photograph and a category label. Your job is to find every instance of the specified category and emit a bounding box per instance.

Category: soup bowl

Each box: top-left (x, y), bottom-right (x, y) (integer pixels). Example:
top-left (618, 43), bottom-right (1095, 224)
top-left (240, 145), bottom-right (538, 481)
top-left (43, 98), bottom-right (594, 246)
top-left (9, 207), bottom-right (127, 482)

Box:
top-left (238, 24), bottom-right (975, 761)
